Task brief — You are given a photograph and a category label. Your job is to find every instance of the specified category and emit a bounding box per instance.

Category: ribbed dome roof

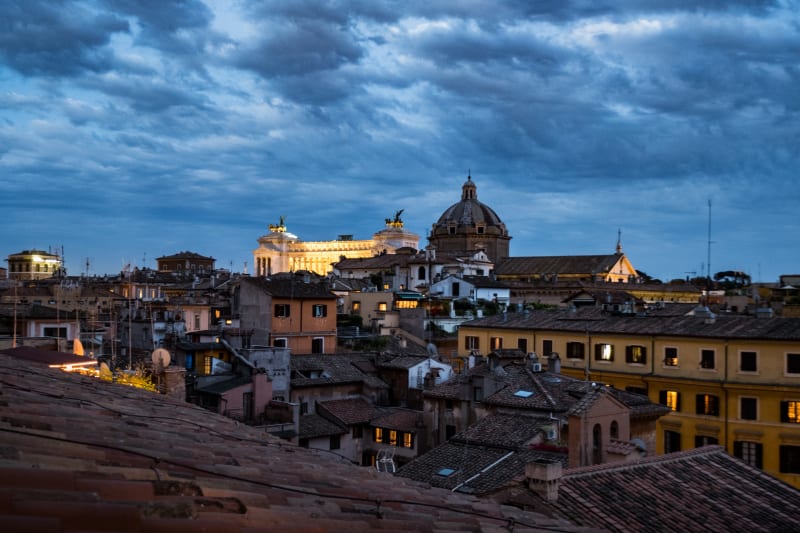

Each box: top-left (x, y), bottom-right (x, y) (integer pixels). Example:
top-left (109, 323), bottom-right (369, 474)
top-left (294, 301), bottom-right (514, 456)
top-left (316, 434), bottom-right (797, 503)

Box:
top-left (434, 175), bottom-right (505, 228)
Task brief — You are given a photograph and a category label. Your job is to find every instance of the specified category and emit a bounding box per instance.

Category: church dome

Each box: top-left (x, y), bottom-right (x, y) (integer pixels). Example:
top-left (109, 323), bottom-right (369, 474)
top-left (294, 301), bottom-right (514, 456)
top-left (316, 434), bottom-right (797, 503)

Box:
top-left (433, 175), bottom-right (506, 229)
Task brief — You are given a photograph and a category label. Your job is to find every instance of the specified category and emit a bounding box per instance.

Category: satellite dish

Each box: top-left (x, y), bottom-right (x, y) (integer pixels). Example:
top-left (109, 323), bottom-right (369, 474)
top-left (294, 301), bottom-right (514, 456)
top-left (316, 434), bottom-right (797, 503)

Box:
top-left (152, 348), bottom-right (171, 367)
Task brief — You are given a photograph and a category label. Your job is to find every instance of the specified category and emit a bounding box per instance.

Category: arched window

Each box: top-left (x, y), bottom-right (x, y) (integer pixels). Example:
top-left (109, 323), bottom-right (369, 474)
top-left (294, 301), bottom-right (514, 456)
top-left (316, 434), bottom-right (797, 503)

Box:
top-left (610, 420), bottom-right (619, 440)
top-left (418, 266), bottom-right (426, 280)
top-left (593, 423), bottom-right (603, 465)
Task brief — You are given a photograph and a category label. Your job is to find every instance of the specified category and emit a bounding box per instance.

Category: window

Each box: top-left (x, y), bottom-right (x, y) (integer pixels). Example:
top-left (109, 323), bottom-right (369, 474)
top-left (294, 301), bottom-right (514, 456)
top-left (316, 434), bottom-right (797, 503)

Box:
top-left (490, 337), bottom-right (502, 351)
top-left (740, 397), bottom-right (757, 420)
top-left (185, 353), bottom-right (194, 371)
top-left (311, 337), bottom-right (324, 354)
top-left (787, 353), bottom-right (800, 375)
top-left (595, 343), bottom-right (614, 362)
top-left (374, 427), bottom-right (384, 443)
top-left (330, 435), bottom-right (340, 450)
top-left (403, 432), bottom-right (414, 448)
top-left (194, 313), bottom-right (201, 330)
top-left (566, 342), bottom-right (585, 360)
top-left (477, 225), bottom-right (485, 234)
top-left (659, 390), bottom-right (681, 412)
top-left (452, 282), bottom-right (460, 297)
top-left (517, 338), bottom-right (528, 353)
top-left (389, 430), bottom-right (398, 446)
top-left (377, 302), bottom-right (388, 312)
top-left (273, 338), bottom-right (287, 348)
top-left (664, 430), bottom-right (681, 453)
top-left (734, 441), bottom-right (763, 468)
top-left (204, 356), bottom-right (212, 375)
top-left (418, 266), bottom-right (426, 280)
top-left (446, 425), bottom-right (456, 440)
top-left (694, 435), bottom-right (719, 447)
top-left (352, 301), bottom-right (361, 312)
top-left (465, 336), bottom-right (480, 351)
top-left (610, 421), bottom-right (619, 439)
top-left (300, 402), bottom-right (308, 415)
top-left (542, 340), bottom-right (553, 355)
top-left (43, 327), bottom-right (67, 338)
top-left (448, 226), bottom-right (456, 235)
top-left (299, 439), bottom-right (309, 448)
top-left (664, 347), bottom-right (679, 367)
top-left (352, 425), bottom-right (363, 439)
top-left (780, 445), bottom-right (800, 474)
top-left (275, 304), bottom-right (291, 318)
top-left (781, 401), bottom-right (800, 423)
top-left (626, 345), bottom-right (647, 365)
top-left (312, 304), bottom-right (327, 318)
top-left (696, 394), bottom-right (720, 416)
top-left (740, 351), bottom-right (757, 372)
top-left (473, 386), bottom-right (483, 401)
top-left (700, 349), bottom-right (715, 369)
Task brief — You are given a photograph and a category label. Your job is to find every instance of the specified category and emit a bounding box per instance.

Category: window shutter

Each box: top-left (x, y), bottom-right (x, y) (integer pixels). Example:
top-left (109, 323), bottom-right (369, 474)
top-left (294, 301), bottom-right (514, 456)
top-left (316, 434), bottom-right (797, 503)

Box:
top-left (756, 443), bottom-right (763, 468)
top-left (733, 441), bottom-right (742, 458)
top-left (696, 395), bottom-right (704, 415)
top-left (659, 391), bottom-right (667, 406)
top-left (676, 393), bottom-right (681, 412)
top-left (781, 401), bottom-right (790, 423)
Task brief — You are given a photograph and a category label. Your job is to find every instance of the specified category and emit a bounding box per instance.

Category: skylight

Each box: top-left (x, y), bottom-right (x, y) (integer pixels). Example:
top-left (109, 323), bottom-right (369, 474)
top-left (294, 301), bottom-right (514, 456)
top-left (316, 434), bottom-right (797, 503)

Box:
top-left (437, 468), bottom-right (456, 477)
top-left (514, 390), bottom-right (534, 398)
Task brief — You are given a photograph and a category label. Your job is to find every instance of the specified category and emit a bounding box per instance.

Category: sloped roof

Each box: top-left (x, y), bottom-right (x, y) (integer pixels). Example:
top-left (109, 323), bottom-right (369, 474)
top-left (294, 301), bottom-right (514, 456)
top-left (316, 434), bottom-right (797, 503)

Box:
top-left (317, 397), bottom-right (381, 425)
top-left (462, 305), bottom-right (800, 341)
top-left (370, 408), bottom-right (423, 432)
top-left (1, 346), bottom-right (96, 367)
top-left (0, 354), bottom-right (582, 532)
top-left (456, 413), bottom-right (552, 448)
top-left (241, 275), bottom-right (336, 300)
top-left (291, 354), bottom-right (389, 389)
top-left (298, 413), bottom-right (346, 439)
top-left (547, 446), bottom-right (800, 532)
top-left (495, 254), bottom-right (624, 277)
top-left (195, 375), bottom-right (252, 395)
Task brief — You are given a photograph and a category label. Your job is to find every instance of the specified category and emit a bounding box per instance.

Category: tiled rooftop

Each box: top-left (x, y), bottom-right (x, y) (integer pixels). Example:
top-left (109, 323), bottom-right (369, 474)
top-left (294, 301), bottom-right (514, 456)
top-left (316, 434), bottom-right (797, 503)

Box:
top-left (546, 446), bottom-right (800, 532)
top-left (494, 254), bottom-right (623, 277)
top-left (0, 353), bottom-right (587, 532)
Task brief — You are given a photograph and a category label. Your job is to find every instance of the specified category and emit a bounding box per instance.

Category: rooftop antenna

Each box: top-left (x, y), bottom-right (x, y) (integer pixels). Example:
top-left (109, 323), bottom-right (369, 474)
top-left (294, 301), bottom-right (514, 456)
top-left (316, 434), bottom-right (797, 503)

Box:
top-left (706, 198), bottom-right (714, 283)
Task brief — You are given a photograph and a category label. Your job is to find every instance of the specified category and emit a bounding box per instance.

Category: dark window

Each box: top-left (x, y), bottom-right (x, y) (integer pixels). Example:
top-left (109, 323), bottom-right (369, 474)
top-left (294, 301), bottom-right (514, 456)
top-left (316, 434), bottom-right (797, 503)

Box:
top-left (664, 347), bottom-right (679, 366)
top-left (594, 343), bottom-right (614, 362)
top-left (696, 394), bottom-right (720, 416)
top-left (299, 438), bottom-right (309, 448)
top-left (626, 345), bottom-right (647, 364)
top-left (312, 304), bottom-right (327, 318)
top-left (626, 386), bottom-right (648, 396)
top-left (275, 304), bottom-right (291, 318)
top-left (610, 420), bottom-right (619, 440)
top-left (311, 337), bottom-right (324, 354)
top-left (780, 445), bottom-right (800, 474)
top-left (330, 435), bottom-right (341, 450)
top-left (445, 399), bottom-right (454, 410)
top-left (185, 353), bottom-right (194, 371)
top-left (734, 441), bottom-right (763, 468)
top-left (780, 401), bottom-right (800, 423)
top-left (566, 342), bottom-right (585, 359)
top-left (352, 425), bottom-right (363, 439)
top-left (787, 354), bottom-right (800, 374)
top-left (452, 282), bottom-right (460, 297)
top-left (542, 340), bottom-right (553, 355)
top-left (664, 430), bottom-right (681, 453)
top-left (517, 338), bottom-right (528, 353)
top-left (300, 402), bottom-right (308, 415)
top-left (465, 336), bottom-right (480, 351)
top-left (741, 397), bottom-right (757, 420)
top-left (418, 266), bottom-right (426, 280)
top-left (477, 226), bottom-right (485, 234)
top-left (273, 338), bottom-right (287, 348)
top-left (701, 349), bottom-right (715, 369)
top-left (473, 387), bottom-right (483, 401)
top-left (43, 327), bottom-right (68, 338)
top-left (448, 226), bottom-right (456, 235)
top-left (740, 351), bottom-right (757, 372)
top-left (694, 435), bottom-right (718, 447)
top-left (659, 390), bottom-right (681, 412)
top-left (445, 425), bottom-right (456, 440)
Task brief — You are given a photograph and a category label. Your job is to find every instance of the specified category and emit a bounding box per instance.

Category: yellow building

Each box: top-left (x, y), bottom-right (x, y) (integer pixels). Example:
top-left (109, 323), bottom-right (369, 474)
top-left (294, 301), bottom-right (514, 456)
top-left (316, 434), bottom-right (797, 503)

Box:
top-left (6, 249), bottom-right (63, 280)
top-left (457, 303), bottom-right (800, 488)
top-left (253, 214), bottom-right (420, 276)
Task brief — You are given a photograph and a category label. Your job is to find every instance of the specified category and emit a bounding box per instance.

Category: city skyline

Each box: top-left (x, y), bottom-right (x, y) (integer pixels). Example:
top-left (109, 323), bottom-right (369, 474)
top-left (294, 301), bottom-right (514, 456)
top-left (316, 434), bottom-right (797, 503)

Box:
top-left (1, 1), bottom-right (798, 282)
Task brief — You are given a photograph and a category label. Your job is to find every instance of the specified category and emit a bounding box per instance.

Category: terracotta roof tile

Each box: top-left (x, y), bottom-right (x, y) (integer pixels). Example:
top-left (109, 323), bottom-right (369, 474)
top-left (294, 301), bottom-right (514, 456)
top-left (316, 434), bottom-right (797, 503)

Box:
top-left (0, 354), bottom-right (578, 532)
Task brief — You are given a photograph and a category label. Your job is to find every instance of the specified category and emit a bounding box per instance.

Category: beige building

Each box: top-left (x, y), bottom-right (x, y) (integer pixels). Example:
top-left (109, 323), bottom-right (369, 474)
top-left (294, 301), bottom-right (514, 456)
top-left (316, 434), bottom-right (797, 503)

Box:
top-left (253, 214), bottom-right (420, 276)
top-left (6, 249), bottom-right (63, 280)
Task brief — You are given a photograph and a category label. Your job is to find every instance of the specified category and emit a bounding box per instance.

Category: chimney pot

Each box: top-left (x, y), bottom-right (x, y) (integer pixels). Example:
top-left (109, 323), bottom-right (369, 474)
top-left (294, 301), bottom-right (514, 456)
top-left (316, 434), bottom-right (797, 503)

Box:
top-left (526, 459), bottom-right (562, 502)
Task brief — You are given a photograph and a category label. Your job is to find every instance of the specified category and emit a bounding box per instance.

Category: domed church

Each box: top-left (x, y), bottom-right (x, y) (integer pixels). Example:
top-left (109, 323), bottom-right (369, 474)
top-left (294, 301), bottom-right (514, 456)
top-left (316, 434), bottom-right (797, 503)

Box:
top-left (428, 175), bottom-right (511, 262)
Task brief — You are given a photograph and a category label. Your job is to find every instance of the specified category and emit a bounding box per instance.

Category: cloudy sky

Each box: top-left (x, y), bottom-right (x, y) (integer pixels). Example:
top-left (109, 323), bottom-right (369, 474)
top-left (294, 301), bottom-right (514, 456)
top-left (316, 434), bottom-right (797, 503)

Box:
top-left (1, 0), bottom-right (797, 282)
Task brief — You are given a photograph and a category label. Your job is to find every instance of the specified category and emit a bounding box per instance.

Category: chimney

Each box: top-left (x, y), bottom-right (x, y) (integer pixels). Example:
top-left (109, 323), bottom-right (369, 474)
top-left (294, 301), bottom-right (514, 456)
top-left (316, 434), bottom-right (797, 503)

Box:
top-left (526, 459), bottom-right (562, 502)
top-left (547, 353), bottom-right (561, 374)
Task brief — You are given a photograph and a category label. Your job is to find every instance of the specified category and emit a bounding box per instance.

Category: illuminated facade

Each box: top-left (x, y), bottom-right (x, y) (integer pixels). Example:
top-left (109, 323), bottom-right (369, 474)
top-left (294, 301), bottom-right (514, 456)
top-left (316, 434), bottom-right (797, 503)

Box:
top-left (456, 306), bottom-right (800, 488)
top-left (253, 214), bottom-right (420, 277)
top-left (6, 249), bottom-right (63, 280)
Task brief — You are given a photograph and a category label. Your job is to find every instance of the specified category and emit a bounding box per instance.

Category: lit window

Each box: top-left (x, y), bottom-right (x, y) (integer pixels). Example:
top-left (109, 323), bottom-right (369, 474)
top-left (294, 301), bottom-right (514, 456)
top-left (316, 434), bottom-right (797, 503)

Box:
top-left (378, 302), bottom-right (388, 312)
top-left (352, 301), bottom-right (361, 312)
top-left (626, 345), bottom-right (647, 364)
top-left (389, 430), bottom-right (398, 446)
top-left (740, 351), bottom-right (757, 372)
top-left (490, 337), bottom-right (502, 350)
top-left (781, 401), bottom-right (800, 423)
top-left (659, 390), bottom-right (681, 411)
top-left (700, 349), bottom-right (715, 369)
top-left (595, 343), bottom-right (614, 362)
top-left (696, 394), bottom-right (719, 416)
top-left (664, 347), bottom-right (679, 366)
top-left (734, 441), bottom-right (762, 468)
top-left (374, 427), bottom-right (383, 443)
top-left (312, 304), bottom-right (327, 318)
top-left (787, 353), bottom-right (800, 375)
top-left (566, 342), bottom-right (585, 359)
top-left (403, 433), bottom-right (414, 448)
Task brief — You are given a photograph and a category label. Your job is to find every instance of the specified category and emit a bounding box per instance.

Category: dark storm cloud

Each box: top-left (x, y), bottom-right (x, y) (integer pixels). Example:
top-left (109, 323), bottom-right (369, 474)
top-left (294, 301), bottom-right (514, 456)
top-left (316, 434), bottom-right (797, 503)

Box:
top-left (0, 0), bottom-right (128, 76)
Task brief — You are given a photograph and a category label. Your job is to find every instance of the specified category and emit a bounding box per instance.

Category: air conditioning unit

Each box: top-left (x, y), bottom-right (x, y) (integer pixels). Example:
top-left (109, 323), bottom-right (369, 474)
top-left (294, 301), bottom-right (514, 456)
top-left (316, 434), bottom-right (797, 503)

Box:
top-left (531, 362), bottom-right (543, 373)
